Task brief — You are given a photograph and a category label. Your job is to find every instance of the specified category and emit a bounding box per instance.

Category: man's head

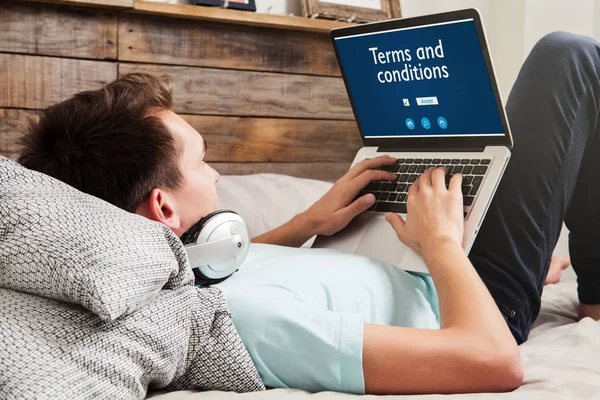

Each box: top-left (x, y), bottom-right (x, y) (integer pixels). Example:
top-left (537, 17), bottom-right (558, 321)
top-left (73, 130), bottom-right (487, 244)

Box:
top-left (18, 73), bottom-right (220, 237)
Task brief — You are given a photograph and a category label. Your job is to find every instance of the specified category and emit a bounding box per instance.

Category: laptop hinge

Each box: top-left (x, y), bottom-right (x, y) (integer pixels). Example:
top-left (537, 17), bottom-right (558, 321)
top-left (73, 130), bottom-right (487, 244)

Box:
top-left (377, 146), bottom-right (486, 153)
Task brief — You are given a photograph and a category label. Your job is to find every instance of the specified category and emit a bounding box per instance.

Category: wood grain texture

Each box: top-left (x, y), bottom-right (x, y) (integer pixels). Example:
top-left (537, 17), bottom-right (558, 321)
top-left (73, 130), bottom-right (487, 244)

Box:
top-left (301, 0), bottom-right (395, 22)
top-left (390, 0), bottom-right (402, 18)
top-left (0, 109), bottom-right (37, 160)
top-left (119, 63), bottom-right (353, 119)
top-left (119, 13), bottom-right (340, 76)
top-left (131, 0), bottom-right (351, 33)
top-left (181, 115), bottom-right (361, 162)
top-left (211, 162), bottom-right (350, 182)
top-left (0, 54), bottom-right (117, 109)
top-left (20, 0), bottom-right (133, 9)
top-left (0, 1), bottom-right (118, 60)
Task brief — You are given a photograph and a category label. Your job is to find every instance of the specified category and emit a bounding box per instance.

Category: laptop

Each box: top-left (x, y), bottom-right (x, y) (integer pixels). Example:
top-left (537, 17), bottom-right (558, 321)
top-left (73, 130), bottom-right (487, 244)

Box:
top-left (311, 8), bottom-right (513, 274)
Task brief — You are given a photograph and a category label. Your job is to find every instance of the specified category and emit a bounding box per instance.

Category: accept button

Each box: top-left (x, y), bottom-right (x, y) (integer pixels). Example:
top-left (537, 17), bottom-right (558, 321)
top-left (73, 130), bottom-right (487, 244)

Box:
top-left (416, 96), bottom-right (439, 106)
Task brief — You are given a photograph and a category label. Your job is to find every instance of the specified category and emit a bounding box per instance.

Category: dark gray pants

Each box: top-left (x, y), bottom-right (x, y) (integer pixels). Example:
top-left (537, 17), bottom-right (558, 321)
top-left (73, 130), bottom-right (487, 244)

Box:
top-left (469, 31), bottom-right (600, 344)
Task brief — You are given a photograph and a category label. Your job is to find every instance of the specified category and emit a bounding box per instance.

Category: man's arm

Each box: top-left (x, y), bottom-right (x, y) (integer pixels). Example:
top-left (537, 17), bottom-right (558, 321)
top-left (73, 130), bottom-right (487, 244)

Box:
top-left (251, 213), bottom-right (318, 248)
top-left (362, 168), bottom-right (523, 395)
top-left (363, 239), bottom-right (522, 394)
top-left (252, 156), bottom-right (398, 247)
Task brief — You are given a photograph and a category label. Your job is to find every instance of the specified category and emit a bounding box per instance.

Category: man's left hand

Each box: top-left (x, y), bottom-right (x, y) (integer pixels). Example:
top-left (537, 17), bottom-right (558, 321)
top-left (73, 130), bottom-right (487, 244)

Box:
top-left (302, 155), bottom-right (397, 236)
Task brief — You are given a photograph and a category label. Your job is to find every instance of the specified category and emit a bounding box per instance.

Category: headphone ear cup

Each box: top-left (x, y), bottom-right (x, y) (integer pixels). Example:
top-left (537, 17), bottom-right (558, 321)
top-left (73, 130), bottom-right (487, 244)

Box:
top-left (181, 209), bottom-right (234, 245)
top-left (184, 209), bottom-right (250, 285)
top-left (193, 268), bottom-right (237, 287)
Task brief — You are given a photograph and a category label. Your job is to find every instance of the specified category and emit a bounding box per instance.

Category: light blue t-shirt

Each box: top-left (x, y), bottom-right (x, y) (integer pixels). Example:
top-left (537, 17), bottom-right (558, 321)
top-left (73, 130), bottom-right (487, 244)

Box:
top-left (215, 243), bottom-right (440, 394)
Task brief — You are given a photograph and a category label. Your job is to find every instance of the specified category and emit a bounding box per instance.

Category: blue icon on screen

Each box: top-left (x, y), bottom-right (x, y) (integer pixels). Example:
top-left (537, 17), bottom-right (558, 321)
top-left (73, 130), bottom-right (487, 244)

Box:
top-left (437, 117), bottom-right (448, 129)
top-left (405, 118), bottom-right (415, 130)
top-left (421, 117), bottom-right (431, 130)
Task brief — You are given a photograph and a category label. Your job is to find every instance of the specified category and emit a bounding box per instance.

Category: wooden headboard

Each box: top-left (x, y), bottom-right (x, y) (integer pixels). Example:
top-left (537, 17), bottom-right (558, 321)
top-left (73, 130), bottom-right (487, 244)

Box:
top-left (0, 0), bottom-right (362, 182)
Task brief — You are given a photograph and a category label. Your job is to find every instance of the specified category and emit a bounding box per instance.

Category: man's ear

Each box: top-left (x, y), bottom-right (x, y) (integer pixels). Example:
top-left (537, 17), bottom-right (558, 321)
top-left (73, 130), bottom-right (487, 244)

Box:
top-left (136, 188), bottom-right (181, 232)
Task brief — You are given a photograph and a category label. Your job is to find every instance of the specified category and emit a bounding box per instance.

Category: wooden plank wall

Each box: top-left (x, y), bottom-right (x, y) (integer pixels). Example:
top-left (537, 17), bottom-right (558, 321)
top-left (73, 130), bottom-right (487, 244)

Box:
top-left (0, 0), bottom-right (361, 181)
top-left (0, 1), bottom-right (119, 159)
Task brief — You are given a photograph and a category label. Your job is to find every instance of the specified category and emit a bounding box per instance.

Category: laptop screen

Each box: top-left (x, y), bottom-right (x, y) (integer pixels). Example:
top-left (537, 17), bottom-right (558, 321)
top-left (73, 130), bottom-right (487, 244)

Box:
top-left (333, 18), bottom-right (505, 139)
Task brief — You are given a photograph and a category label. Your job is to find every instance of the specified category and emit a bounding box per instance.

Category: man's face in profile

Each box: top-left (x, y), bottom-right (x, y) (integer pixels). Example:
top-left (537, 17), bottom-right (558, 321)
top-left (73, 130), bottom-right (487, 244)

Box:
top-left (157, 110), bottom-right (221, 235)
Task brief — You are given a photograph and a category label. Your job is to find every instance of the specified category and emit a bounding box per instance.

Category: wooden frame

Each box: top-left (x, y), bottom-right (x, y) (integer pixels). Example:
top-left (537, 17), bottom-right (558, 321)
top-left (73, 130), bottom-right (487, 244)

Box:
top-left (301, 0), bottom-right (401, 23)
top-left (193, 0), bottom-right (256, 12)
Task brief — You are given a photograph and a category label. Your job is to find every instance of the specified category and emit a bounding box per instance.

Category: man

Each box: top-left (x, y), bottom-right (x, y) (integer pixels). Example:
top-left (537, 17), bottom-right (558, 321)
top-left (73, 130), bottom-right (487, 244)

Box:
top-left (17, 31), bottom-right (597, 395)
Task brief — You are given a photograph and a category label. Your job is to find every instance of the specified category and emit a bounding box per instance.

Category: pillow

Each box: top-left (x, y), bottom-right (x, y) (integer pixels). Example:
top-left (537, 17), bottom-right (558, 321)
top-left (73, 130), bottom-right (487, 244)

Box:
top-left (0, 284), bottom-right (264, 398)
top-left (216, 174), bottom-right (333, 246)
top-left (0, 157), bottom-right (193, 321)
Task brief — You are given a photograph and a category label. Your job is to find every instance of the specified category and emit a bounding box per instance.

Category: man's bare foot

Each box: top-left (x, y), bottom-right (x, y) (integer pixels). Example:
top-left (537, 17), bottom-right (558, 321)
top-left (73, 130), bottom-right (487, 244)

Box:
top-left (578, 304), bottom-right (600, 321)
top-left (546, 257), bottom-right (600, 321)
top-left (544, 256), bottom-right (571, 285)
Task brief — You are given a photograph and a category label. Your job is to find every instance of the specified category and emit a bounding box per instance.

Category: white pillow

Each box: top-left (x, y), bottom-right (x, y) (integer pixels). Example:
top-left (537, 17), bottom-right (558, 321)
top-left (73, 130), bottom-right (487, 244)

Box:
top-left (216, 174), bottom-right (333, 246)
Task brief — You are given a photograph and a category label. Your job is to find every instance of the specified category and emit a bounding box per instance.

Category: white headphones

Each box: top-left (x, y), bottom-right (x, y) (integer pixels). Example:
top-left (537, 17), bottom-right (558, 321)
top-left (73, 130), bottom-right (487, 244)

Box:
top-left (180, 209), bottom-right (250, 286)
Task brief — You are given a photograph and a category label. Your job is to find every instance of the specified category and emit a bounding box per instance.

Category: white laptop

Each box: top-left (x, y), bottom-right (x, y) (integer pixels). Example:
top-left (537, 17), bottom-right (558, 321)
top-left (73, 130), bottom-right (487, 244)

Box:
top-left (311, 9), bottom-right (513, 274)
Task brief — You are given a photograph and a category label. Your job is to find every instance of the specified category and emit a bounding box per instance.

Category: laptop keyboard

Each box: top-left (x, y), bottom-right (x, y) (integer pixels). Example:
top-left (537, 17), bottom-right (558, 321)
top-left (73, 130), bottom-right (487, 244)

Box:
top-left (357, 158), bottom-right (491, 218)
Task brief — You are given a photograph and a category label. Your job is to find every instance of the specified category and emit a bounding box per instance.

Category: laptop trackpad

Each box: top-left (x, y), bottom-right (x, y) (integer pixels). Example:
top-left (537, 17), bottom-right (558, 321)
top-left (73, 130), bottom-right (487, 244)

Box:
top-left (311, 214), bottom-right (370, 253)
top-left (355, 218), bottom-right (407, 265)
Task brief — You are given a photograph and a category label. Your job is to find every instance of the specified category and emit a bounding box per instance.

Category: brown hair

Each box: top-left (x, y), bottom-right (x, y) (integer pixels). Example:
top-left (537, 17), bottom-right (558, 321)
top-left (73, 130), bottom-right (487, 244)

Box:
top-left (18, 73), bottom-right (183, 212)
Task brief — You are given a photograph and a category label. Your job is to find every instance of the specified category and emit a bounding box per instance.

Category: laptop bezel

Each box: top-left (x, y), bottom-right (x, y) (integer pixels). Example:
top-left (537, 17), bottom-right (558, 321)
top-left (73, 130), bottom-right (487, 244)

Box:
top-left (330, 8), bottom-right (513, 150)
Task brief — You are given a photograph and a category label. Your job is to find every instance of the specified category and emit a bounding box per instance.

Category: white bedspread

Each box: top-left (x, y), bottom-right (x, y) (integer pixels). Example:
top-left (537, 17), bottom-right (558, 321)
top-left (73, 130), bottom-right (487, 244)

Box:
top-left (149, 174), bottom-right (600, 400)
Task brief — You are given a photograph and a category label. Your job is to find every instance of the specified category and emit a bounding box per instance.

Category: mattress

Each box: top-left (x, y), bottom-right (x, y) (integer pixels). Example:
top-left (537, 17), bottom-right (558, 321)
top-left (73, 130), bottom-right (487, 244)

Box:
top-left (149, 174), bottom-right (599, 400)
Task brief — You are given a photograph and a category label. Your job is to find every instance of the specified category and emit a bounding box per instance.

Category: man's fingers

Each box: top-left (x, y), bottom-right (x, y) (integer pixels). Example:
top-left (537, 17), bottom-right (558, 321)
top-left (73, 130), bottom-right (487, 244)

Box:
top-left (384, 212), bottom-right (407, 242)
top-left (341, 155), bottom-right (396, 183)
top-left (408, 178), bottom-right (419, 196)
top-left (418, 167), bottom-right (435, 190)
top-left (431, 167), bottom-right (446, 190)
top-left (350, 169), bottom-right (396, 193)
top-left (339, 193), bottom-right (376, 222)
top-left (449, 173), bottom-right (463, 193)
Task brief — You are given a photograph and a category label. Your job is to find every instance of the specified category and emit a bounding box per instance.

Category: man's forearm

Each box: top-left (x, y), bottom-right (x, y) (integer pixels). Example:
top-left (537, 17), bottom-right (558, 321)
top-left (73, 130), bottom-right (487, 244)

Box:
top-left (362, 238), bottom-right (523, 394)
top-left (421, 239), bottom-right (517, 346)
top-left (251, 213), bottom-right (318, 248)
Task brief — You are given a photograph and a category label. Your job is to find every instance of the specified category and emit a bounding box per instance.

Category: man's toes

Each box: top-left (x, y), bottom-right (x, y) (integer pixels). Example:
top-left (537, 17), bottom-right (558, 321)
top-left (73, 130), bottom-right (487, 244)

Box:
top-left (558, 256), bottom-right (571, 270)
top-left (544, 256), bottom-right (572, 285)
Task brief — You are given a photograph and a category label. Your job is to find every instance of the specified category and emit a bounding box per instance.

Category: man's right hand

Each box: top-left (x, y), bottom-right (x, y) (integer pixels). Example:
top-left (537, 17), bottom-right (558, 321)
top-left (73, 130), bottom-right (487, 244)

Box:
top-left (384, 167), bottom-right (464, 255)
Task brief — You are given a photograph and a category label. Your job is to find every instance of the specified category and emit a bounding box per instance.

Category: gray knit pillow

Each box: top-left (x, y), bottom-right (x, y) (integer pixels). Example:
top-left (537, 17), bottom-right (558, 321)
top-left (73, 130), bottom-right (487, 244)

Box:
top-left (0, 284), bottom-right (265, 399)
top-left (0, 157), bottom-right (193, 321)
